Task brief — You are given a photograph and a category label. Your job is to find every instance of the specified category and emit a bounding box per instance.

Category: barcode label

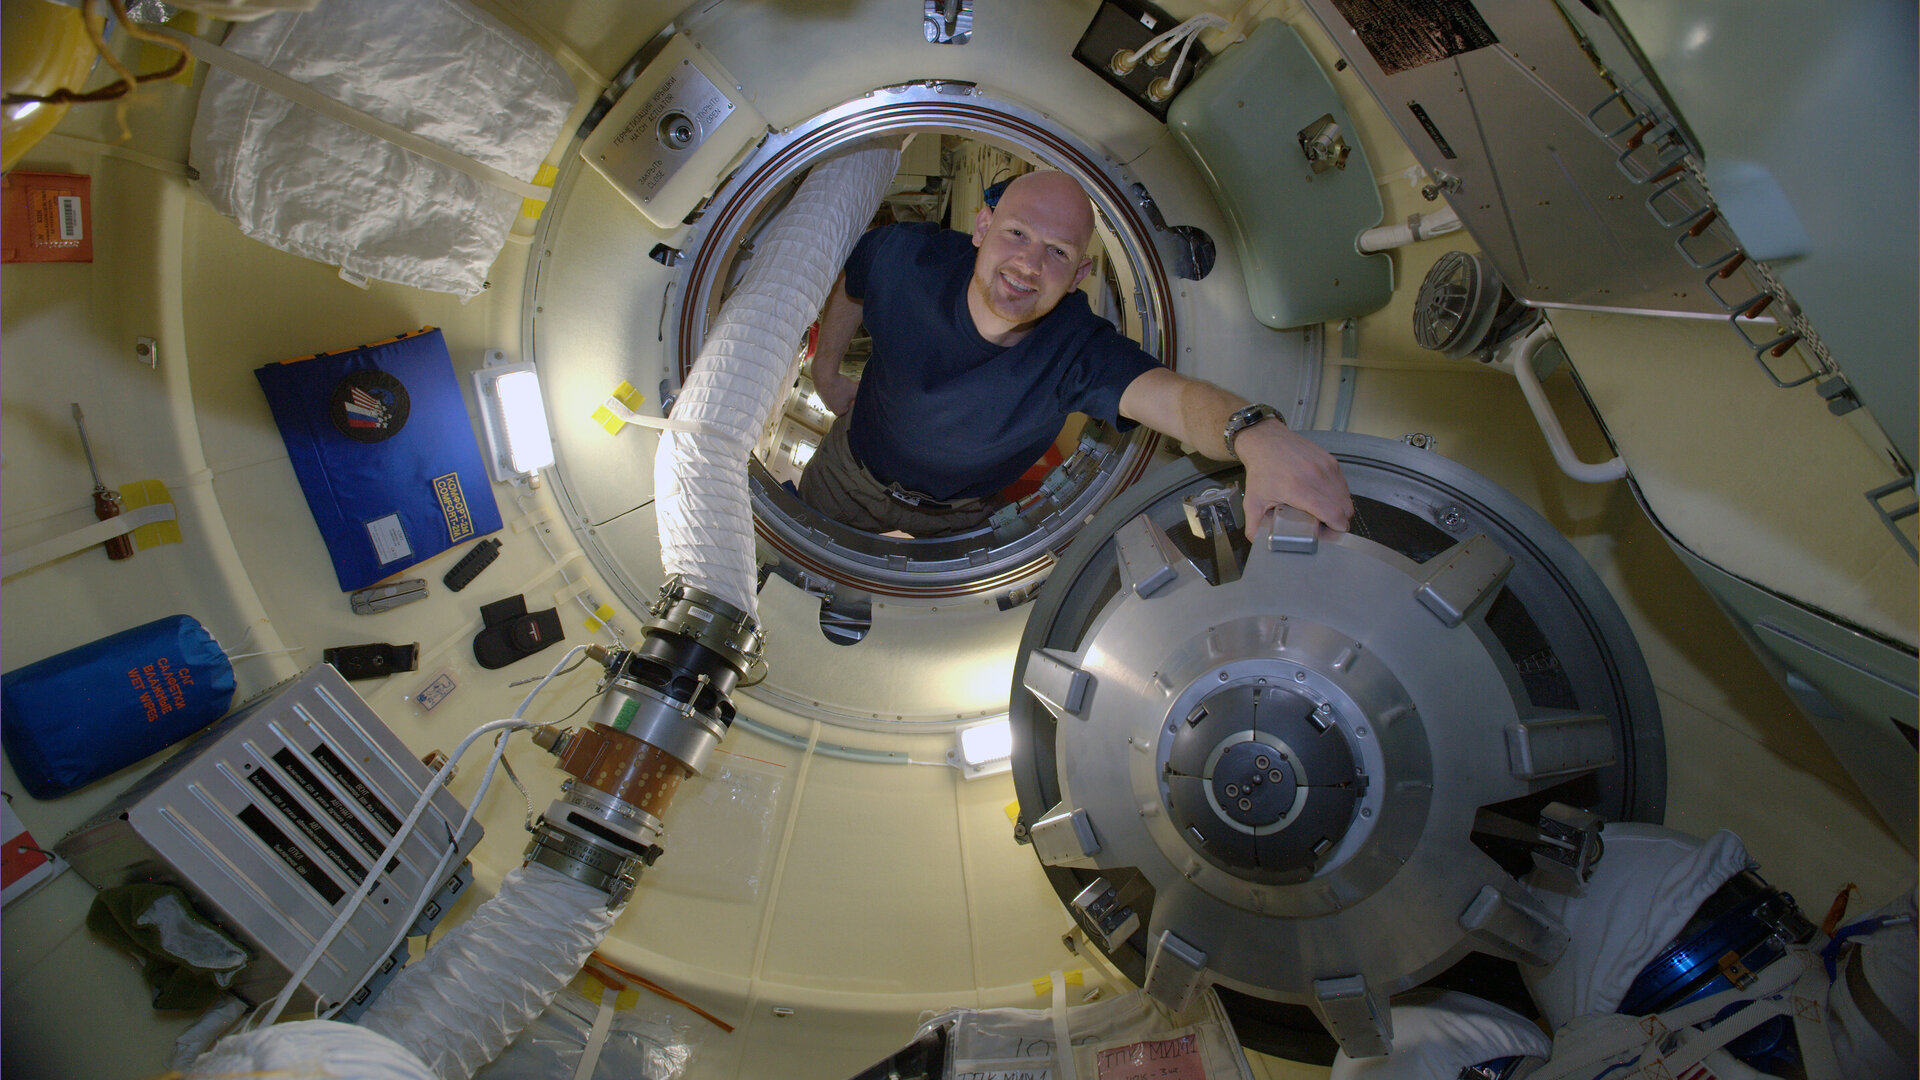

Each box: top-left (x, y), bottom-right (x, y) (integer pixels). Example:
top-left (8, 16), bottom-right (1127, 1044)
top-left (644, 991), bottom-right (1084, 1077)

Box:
top-left (56, 196), bottom-right (82, 241)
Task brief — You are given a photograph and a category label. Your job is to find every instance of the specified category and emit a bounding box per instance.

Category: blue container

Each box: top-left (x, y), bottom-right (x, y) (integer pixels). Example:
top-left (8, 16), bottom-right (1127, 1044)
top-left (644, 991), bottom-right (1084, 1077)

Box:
top-left (2, 615), bottom-right (236, 799)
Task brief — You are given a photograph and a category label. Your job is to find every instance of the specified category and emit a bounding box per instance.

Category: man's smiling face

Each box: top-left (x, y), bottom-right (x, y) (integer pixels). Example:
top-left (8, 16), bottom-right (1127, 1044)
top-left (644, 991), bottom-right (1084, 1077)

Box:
top-left (969, 172), bottom-right (1096, 335)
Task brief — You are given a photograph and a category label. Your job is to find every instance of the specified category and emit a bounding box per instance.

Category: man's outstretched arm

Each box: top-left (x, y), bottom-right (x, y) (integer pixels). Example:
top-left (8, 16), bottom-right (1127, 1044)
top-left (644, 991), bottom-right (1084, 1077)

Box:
top-left (1118, 366), bottom-right (1353, 537)
top-left (810, 272), bottom-right (864, 415)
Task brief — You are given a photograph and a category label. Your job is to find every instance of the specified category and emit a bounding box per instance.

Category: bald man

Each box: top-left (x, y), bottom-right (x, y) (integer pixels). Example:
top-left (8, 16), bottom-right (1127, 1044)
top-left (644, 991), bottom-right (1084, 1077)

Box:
top-left (801, 170), bottom-right (1353, 538)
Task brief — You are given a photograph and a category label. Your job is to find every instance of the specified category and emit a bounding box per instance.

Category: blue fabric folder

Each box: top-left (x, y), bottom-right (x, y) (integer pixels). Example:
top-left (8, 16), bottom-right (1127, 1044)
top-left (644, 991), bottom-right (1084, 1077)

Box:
top-left (255, 327), bottom-right (502, 592)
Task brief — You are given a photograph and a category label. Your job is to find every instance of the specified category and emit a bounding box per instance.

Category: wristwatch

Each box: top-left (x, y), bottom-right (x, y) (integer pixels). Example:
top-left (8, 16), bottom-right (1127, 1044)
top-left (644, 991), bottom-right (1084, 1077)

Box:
top-left (1222, 403), bottom-right (1285, 461)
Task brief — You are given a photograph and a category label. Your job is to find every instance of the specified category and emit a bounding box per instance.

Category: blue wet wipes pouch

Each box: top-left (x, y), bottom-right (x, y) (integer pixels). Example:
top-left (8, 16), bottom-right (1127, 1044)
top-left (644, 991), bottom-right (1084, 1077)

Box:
top-left (2, 615), bottom-right (236, 799)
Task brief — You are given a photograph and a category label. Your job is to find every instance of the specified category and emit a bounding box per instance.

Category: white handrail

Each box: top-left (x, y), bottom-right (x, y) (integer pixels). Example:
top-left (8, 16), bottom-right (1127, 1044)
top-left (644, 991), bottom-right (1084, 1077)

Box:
top-left (1506, 322), bottom-right (1628, 484)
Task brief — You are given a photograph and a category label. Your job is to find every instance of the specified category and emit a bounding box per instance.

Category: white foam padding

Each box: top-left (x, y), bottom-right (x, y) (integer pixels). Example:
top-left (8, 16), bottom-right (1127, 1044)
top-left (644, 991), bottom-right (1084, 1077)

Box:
top-left (189, 0), bottom-right (572, 297)
top-left (1328, 991), bottom-right (1551, 1080)
top-left (1522, 824), bottom-right (1752, 1029)
top-left (655, 141), bottom-right (901, 615)
top-left (359, 864), bottom-right (617, 1080)
top-left (188, 1020), bottom-right (435, 1080)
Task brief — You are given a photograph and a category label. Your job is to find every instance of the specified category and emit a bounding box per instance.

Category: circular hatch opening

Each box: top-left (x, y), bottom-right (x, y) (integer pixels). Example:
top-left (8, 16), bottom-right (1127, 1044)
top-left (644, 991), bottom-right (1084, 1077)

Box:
top-left (666, 85), bottom-right (1184, 618)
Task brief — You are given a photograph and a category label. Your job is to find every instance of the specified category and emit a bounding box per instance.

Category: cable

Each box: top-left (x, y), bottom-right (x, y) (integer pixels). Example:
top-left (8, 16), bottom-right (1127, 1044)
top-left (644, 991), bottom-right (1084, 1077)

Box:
top-left (586, 953), bottom-right (735, 1034)
top-left (253, 645), bottom-right (591, 1029)
top-left (315, 644), bottom-right (597, 1020)
top-left (552, 684), bottom-right (608, 726)
top-left (1163, 22), bottom-right (1214, 94)
top-left (514, 491), bottom-right (629, 648)
top-left (249, 715), bottom-right (526, 1029)
top-left (1121, 13), bottom-right (1226, 68)
top-left (509, 653), bottom-right (590, 687)
top-left (499, 754), bottom-right (537, 835)
top-left (3, 0), bottom-right (189, 107)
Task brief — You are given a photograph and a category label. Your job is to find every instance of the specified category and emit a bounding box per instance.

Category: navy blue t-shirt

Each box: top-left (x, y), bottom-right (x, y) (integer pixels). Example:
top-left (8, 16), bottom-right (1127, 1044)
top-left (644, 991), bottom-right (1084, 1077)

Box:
top-left (841, 222), bottom-right (1161, 501)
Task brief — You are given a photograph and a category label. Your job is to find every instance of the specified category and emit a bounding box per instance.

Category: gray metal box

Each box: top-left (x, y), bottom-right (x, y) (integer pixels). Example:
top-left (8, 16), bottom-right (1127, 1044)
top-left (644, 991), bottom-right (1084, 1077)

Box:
top-left (56, 665), bottom-right (482, 1012)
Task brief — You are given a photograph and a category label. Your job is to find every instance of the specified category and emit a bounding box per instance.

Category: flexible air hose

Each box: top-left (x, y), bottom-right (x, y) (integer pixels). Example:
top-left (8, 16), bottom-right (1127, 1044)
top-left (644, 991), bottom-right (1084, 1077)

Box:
top-left (357, 864), bottom-right (617, 1080)
top-left (186, 1019), bottom-right (436, 1080)
top-left (655, 139), bottom-right (902, 615)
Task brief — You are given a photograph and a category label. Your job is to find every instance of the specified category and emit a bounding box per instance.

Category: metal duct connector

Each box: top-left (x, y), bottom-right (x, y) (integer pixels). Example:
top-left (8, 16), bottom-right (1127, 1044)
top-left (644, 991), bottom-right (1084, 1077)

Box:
top-left (525, 579), bottom-right (762, 904)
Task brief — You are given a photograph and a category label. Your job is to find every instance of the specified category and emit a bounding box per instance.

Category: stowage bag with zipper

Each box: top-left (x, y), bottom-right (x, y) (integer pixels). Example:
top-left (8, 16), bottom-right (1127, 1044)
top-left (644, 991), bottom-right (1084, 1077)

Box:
top-left (1, 615), bottom-right (236, 799)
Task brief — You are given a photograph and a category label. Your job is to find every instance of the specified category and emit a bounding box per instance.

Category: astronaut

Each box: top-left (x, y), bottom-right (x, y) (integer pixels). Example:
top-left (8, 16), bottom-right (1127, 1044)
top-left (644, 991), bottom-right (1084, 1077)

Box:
top-left (799, 171), bottom-right (1354, 538)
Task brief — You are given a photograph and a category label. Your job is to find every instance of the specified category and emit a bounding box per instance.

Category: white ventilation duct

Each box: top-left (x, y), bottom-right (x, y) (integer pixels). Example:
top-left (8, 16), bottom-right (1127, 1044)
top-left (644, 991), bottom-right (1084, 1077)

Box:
top-left (654, 140), bottom-right (903, 616)
top-left (356, 864), bottom-right (617, 1080)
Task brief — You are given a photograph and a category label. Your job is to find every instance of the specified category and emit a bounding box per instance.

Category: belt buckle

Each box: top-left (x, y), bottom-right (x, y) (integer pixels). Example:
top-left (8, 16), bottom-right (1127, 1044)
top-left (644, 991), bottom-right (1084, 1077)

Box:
top-left (886, 484), bottom-right (947, 510)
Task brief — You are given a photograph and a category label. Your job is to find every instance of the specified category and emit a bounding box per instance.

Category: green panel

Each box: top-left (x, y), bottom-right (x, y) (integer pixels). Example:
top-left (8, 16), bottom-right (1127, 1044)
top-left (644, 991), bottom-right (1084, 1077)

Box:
top-left (1168, 20), bottom-right (1391, 329)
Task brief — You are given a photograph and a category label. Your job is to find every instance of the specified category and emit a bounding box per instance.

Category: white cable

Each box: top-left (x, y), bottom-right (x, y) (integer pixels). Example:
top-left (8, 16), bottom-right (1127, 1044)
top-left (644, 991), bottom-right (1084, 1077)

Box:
top-left (319, 723), bottom-right (518, 1022)
top-left (514, 491), bottom-right (626, 647)
top-left (1123, 13), bottom-right (1225, 66)
top-left (255, 645), bottom-right (590, 1029)
top-left (1164, 17), bottom-right (1225, 93)
top-left (316, 645), bottom-right (595, 1021)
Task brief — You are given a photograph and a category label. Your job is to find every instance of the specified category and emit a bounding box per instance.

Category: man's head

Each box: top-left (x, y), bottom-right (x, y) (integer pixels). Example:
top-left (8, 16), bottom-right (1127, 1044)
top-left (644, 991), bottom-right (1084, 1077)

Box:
top-left (969, 171), bottom-right (1096, 335)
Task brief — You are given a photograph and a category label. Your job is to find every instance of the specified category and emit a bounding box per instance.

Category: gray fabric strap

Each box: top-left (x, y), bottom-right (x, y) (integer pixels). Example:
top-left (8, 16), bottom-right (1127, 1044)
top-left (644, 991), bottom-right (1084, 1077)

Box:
top-left (160, 27), bottom-right (551, 202)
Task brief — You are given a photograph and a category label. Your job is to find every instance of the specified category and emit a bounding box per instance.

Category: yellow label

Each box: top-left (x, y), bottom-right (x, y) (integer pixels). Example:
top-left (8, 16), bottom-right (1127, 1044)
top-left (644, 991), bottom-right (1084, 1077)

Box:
top-left (434, 473), bottom-right (474, 542)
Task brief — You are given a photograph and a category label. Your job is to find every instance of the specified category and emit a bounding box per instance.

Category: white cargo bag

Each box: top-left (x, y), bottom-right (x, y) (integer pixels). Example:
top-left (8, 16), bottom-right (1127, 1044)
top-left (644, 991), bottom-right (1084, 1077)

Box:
top-left (189, 0), bottom-right (573, 297)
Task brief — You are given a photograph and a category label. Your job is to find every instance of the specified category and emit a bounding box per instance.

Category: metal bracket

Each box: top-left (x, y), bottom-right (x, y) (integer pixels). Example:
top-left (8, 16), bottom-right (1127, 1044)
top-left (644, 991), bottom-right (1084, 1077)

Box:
top-left (1031, 805), bottom-right (1102, 868)
top-left (1070, 876), bottom-right (1141, 952)
top-left (1143, 929), bottom-right (1209, 1012)
top-left (1311, 974), bottom-right (1392, 1058)
top-left (1458, 882), bottom-right (1571, 966)
top-left (923, 0), bottom-right (972, 44)
top-left (1414, 534), bottom-right (1512, 627)
top-left (1505, 712), bottom-right (1616, 780)
top-left (1867, 476), bottom-right (1918, 561)
top-left (1183, 483), bottom-right (1242, 584)
top-left (1115, 513), bottom-right (1187, 597)
top-left (1023, 649), bottom-right (1092, 720)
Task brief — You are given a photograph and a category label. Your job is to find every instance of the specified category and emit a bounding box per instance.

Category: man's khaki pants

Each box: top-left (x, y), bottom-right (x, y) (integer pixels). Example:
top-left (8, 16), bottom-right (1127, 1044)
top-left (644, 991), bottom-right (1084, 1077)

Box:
top-left (797, 415), bottom-right (1000, 537)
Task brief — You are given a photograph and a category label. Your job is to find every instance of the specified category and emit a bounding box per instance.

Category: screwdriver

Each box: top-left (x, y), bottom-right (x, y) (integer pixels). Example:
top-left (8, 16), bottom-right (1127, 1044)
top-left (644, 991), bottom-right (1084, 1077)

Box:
top-left (71, 403), bottom-right (133, 560)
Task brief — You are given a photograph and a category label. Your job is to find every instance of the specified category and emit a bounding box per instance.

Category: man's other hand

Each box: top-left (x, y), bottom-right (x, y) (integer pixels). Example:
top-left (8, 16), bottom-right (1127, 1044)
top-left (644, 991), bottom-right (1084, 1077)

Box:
top-left (816, 369), bottom-right (859, 415)
top-left (1235, 419), bottom-right (1353, 539)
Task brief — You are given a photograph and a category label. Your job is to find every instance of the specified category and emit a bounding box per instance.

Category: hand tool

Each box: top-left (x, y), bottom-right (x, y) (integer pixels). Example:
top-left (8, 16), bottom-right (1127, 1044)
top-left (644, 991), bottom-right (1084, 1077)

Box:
top-left (71, 403), bottom-right (132, 560)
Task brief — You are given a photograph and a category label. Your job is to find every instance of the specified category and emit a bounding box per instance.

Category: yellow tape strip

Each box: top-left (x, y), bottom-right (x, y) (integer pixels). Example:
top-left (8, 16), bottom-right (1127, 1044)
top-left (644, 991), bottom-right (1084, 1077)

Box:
top-left (575, 970), bottom-right (642, 1010)
top-left (584, 602), bottom-right (615, 633)
top-left (118, 479), bottom-right (181, 549)
top-left (591, 380), bottom-right (648, 435)
top-left (520, 162), bottom-right (561, 219)
top-left (1032, 968), bottom-right (1084, 997)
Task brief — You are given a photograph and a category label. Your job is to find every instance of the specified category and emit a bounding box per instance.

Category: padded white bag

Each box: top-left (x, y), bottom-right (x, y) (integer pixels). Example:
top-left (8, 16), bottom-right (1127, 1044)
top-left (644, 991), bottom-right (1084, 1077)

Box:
top-left (189, 0), bottom-right (573, 297)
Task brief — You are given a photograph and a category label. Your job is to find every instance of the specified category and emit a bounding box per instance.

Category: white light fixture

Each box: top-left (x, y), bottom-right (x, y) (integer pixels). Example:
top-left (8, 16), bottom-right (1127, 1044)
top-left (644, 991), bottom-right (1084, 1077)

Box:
top-left (473, 350), bottom-right (556, 482)
top-left (804, 390), bottom-right (828, 414)
top-left (791, 440), bottom-right (818, 468)
top-left (950, 716), bottom-right (1014, 780)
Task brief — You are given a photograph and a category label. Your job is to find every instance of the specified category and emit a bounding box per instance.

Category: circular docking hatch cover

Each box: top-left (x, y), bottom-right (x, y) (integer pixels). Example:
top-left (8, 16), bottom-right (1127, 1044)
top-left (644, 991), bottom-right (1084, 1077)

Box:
top-left (1009, 432), bottom-right (1664, 1062)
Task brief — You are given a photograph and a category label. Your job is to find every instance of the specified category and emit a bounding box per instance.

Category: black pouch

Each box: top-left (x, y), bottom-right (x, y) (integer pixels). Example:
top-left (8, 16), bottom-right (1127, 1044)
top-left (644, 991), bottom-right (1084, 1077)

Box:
top-left (472, 594), bottom-right (564, 669)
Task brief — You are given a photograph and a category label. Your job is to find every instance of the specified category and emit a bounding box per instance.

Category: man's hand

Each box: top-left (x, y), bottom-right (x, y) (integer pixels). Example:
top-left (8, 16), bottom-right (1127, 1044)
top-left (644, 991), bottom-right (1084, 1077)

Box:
top-left (1118, 367), bottom-right (1354, 539)
top-left (1232, 417), bottom-right (1352, 540)
top-left (816, 367), bottom-right (859, 415)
